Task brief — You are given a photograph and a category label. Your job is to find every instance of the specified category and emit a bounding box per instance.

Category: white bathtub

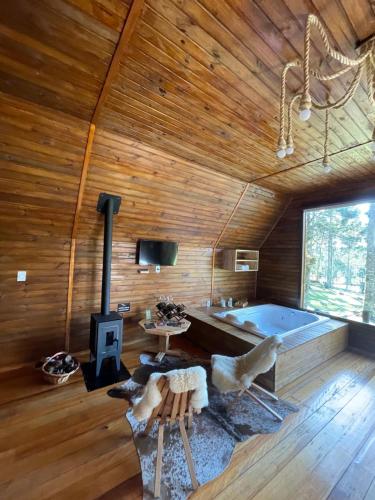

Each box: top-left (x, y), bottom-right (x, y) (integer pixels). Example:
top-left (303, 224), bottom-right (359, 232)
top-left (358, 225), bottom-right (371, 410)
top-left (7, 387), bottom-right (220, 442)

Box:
top-left (212, 304), bottom-right (329, 339)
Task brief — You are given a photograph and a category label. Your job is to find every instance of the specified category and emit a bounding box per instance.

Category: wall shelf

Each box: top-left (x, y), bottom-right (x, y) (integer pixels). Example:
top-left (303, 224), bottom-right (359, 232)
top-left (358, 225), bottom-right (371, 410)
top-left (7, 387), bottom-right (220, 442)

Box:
top-left (222, 249), bottom-right (259, 272)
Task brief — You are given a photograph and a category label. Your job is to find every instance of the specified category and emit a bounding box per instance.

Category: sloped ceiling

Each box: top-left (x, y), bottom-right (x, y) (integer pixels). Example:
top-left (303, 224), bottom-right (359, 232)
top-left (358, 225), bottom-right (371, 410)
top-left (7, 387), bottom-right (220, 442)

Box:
top-left (0, 0), bottom-right (375, 192)
top-left (78, 128), bottom-right (247, 246)
top-left (2, 0), bottom-right (375, 364)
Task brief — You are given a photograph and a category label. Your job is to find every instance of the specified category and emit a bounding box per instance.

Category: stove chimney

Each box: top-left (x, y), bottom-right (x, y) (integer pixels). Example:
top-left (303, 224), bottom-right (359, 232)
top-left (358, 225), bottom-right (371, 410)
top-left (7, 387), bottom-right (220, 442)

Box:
top-left (88, 193), bottom-right (123, 378)
top-left (97, 193), bottom-right (121, 315)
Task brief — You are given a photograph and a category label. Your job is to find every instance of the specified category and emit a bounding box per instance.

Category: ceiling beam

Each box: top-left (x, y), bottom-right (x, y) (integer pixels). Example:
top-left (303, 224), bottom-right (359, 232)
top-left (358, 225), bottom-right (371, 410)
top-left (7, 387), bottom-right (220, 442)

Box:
top-left (252, 139), bottom-right (372, 185)
top-left (91, 0), bottom-right (146, 125)
top-left (210, 182), bottom-right (250, 302)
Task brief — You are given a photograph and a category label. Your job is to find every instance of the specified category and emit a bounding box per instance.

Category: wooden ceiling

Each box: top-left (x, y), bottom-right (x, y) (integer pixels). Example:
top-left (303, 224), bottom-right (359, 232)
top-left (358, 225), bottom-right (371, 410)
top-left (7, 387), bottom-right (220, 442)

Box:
top-left (0, 0), bottom-right (375, 193)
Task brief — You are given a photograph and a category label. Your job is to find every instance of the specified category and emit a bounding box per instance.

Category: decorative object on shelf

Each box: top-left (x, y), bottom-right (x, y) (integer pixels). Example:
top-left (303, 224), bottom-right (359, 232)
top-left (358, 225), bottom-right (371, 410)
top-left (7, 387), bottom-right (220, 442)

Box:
top-left (276, 13), bottom-right (375, 171)
top-left (41, 352), bottom-right (80, 385)
top-left (223, 249), bottom-right (259, 272)
top-left (234, 299), bottom-right (249, 308)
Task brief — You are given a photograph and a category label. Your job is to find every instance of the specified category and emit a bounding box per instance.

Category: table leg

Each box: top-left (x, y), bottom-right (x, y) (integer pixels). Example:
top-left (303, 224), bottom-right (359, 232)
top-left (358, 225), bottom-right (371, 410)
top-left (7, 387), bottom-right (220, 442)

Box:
top-left (155, 336), bottom-right (170, 362)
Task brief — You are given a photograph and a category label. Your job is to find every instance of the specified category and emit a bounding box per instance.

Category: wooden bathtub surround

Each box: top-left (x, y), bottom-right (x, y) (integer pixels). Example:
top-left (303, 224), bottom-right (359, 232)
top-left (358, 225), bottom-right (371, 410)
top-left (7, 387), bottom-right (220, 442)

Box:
top-left (257, 182), bottom-right (375, 356)
top-left (0, 0), bottom-right (374, 372)
top-left (187, 307), bottom-right (349, 391)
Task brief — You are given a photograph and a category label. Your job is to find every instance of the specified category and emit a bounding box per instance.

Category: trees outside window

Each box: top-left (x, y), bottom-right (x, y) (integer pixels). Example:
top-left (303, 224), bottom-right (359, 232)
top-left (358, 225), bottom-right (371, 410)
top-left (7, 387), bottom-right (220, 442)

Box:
top-left (302, 201), bottom-right (375, 323)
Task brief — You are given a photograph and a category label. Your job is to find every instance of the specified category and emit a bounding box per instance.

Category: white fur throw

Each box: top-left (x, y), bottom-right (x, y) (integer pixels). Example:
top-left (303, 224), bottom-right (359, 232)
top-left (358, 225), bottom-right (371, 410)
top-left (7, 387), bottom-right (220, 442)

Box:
top-left (132, 366), bottom-right (208, 422)
top-left (212, 335), bottom-right (283, 393)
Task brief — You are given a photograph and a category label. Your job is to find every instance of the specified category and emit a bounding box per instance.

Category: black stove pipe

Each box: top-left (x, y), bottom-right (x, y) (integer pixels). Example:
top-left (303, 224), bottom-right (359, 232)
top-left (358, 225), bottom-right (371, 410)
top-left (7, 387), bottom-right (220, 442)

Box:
top-left (101, 197), bottom-right (114, 316)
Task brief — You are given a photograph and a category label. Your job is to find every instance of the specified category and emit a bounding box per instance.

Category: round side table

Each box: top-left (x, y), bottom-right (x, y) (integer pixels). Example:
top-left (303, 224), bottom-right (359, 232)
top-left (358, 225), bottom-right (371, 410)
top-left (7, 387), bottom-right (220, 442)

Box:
top-left (139, 319), bottom-right (191, 362)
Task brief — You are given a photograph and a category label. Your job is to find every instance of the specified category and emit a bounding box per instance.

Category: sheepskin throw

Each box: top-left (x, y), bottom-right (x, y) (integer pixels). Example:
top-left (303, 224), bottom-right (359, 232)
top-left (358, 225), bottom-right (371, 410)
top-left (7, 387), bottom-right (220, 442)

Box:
top-left (117, 359), bottom-right (298, 500)
top-left (132, 365), bottom-right (208, 421)
top-left (212, 335), bottom-right (283, 393)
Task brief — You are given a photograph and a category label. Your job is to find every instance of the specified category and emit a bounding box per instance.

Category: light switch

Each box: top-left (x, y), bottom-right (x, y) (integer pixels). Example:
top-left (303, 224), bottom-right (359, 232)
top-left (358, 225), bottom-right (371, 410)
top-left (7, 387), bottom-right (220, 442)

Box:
top-left (17, 271), bottom-right (27, 282)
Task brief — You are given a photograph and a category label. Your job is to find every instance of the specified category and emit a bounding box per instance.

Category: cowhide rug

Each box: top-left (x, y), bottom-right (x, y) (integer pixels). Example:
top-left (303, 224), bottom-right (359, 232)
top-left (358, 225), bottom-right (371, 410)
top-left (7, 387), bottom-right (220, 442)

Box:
top-left (109, 356), bottom-right (298, 500)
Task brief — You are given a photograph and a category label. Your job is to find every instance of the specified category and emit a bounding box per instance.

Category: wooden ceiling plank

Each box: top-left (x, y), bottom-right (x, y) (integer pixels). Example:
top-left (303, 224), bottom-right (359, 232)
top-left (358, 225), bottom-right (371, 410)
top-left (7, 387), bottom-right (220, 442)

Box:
top-left (253, 0), bottom-right (369, 145)
top-left (116, 60), bottom-right (292, 159)
top-left (117, 52), bottom-right (325, 171)
top-left (98, 110), bottom-right (258, 179)
top-left (144, 1), bottom-right (279, 120)
top-left (338, 0), bottom-right (375, 41)
top-left (104, 92), bottom-right (268, 169)
top-left (196, 0), bottom-right (350, 149)
top-left (164, 0), bottom-right (345, 153)
top-left (109, 81), bottom-right (277, 164)
top-left (127, 33), bottom-right (278, 145)
top-left (282, 0), bottom-right (372, 138)
top-left (93, 125), bottom-right (255, 186)
top-left (91, 0), bottom-right (146, 124)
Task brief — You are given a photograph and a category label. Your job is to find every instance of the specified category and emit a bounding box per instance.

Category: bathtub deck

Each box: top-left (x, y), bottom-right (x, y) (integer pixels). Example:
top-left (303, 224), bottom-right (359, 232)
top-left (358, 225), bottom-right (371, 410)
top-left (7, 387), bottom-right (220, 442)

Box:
top-left (187, 307), bottom-right (349, 391)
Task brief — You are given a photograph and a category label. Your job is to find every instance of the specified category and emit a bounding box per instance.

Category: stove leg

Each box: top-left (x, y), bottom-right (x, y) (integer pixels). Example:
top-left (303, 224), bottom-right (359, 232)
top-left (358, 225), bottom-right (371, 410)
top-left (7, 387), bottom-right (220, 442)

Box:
top-left (115, 354), bottom-right (121, 372)
top-left (96, 356), bottom-right (103, 377)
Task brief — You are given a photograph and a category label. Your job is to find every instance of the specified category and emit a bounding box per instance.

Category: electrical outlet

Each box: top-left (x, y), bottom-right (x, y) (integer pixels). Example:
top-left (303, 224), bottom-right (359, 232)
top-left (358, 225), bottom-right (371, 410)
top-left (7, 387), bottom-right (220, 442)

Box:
top-left (117, 302), bottom-right (130, 313)
top-left (17, 271), bottom-right (27, 282)
top-left (155, 265), bottom-right (160, 273)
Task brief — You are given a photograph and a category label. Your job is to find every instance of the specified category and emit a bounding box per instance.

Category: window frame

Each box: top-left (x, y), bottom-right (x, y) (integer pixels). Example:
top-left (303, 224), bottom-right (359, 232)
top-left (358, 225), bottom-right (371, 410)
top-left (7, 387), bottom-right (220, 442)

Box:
top-left (300, 199), bottom-right (372, 317)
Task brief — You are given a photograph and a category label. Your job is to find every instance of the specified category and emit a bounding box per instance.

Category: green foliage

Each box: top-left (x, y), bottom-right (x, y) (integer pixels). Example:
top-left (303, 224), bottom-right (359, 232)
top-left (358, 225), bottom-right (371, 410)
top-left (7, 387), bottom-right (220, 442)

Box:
top-left (303, 202), bottom-right (374, 323)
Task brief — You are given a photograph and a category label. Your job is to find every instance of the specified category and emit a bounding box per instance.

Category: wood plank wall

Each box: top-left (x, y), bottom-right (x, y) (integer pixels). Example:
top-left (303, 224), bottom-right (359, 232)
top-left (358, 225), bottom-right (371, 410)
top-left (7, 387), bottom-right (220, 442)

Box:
top-left (69, 128), bottom-right (252, 352)
top-left (0, 92), bottom-right (89, 367)
top-left (1, 93), bottom-right (286, 366)
top-left (0, 88), bottom-right (290, 365)
top-left (257, 181), bottom-right (375, 352)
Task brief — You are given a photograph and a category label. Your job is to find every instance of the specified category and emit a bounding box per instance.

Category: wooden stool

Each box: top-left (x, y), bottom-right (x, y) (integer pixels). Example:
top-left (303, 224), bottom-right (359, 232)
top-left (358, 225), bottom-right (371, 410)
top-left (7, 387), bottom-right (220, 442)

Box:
top-left (143, 376), bottom-right (200, 498)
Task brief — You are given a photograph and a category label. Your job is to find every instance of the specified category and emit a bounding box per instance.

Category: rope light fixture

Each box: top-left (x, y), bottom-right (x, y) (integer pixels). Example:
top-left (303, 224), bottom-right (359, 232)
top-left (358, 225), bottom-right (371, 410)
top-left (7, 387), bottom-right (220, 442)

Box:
top-left (276, 14), bottom-right (375, 172)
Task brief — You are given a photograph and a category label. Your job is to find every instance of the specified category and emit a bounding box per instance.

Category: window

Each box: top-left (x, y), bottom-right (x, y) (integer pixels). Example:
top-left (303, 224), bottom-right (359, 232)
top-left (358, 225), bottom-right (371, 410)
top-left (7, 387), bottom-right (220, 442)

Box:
top-left (302, 201), bottom-right (375, 323)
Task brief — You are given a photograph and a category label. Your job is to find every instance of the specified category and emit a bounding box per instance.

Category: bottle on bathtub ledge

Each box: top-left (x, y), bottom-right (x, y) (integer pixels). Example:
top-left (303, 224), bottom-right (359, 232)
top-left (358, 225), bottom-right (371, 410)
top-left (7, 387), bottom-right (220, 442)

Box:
top-left (220, 297), bottom-right (226, 308)
top-left (227, 297), bottom-right (233, 308)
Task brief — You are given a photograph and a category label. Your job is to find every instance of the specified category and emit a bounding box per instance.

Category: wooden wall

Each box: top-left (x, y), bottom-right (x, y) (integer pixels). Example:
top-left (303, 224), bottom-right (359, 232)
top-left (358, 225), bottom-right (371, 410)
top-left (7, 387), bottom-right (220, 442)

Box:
top-left (0, 92), bottom-right (89, 367)
top-left (257, 181), bottom-right (375, 352)
top-left (70, 128), bottom-right (255, 352)
top-left (0, 92), bottom-right (287, 366)
top-left (257, 181), bottom-right (375, 305)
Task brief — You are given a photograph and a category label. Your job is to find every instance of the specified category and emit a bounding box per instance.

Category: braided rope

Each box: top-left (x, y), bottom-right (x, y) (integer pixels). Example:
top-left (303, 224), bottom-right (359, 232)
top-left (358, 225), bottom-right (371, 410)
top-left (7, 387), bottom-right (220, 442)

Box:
top-left (312, 63), bottom-right (363, 110)
top-left (367, 53), bottom-right (375, 105)
top-left (276, 14), bottom-right (375, 156)
top-left (323, 109), bottom-right (329, 163)
top-left (309, 14), bottom-right (371, 66)
top-left (278, 61), bottom-right (300, 149)
top-left (286, 93), bottom-right (301, 149)
top-left (301, 15), bottom-right (312, 111)
top-left (311, 65), bottom-right (353, 81)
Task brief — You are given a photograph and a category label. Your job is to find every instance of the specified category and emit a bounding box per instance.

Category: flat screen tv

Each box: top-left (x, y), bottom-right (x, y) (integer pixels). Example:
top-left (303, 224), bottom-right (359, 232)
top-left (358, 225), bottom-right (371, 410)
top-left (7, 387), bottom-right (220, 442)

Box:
top-left (137, 240), bottom-right (179, 266)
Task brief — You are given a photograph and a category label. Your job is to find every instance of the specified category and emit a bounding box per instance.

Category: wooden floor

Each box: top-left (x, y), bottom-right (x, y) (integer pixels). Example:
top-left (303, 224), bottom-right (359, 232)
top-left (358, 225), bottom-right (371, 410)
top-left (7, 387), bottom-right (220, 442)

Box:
top-left (1, 329), bottom-right (375, 500)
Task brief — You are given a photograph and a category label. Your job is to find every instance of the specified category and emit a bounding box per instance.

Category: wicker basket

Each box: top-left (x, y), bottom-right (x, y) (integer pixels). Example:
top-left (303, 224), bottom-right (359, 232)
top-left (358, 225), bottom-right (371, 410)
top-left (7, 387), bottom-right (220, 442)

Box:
top-left (42, 351), bottom-right (80, 385)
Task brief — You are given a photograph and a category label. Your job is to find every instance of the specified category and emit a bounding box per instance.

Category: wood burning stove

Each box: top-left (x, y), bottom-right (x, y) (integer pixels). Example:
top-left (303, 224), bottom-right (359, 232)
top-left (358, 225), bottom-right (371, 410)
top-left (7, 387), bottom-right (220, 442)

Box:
top-left (89, 193), bottom-right (123, 377)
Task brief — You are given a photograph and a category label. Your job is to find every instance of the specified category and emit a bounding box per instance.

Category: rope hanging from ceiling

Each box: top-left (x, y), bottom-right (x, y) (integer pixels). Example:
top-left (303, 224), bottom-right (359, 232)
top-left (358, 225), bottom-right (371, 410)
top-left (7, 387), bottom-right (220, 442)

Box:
top-left (276, 13), bottom-right (375, 172)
